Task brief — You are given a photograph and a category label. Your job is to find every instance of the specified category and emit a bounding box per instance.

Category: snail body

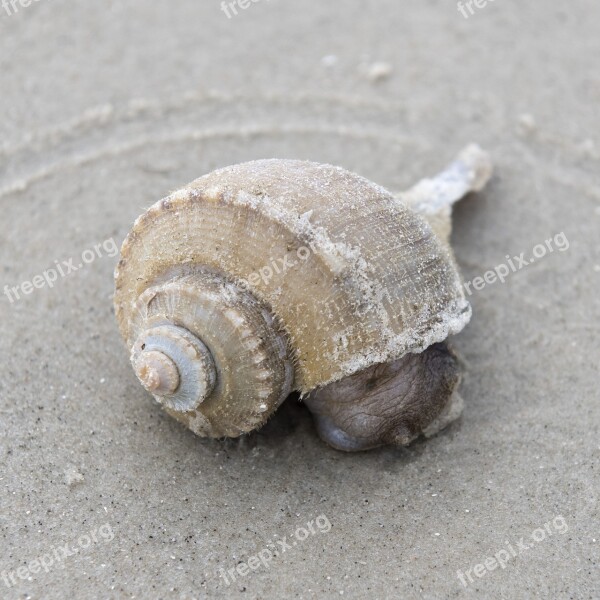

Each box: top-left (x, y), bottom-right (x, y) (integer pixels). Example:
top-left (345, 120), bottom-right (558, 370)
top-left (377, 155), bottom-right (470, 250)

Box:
top-left (115, 146), bottom-right (492, 450)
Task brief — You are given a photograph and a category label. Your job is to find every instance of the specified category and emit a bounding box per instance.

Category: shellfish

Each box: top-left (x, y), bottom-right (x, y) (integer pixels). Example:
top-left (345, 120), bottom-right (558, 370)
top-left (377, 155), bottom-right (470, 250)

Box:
top-left (114, 145), bottom-right (492, 451)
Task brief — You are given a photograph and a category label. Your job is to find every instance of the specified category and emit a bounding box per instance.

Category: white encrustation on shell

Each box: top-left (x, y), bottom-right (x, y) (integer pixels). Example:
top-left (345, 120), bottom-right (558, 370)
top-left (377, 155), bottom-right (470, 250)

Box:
top-left (114, 145), bottom-right (492, 450)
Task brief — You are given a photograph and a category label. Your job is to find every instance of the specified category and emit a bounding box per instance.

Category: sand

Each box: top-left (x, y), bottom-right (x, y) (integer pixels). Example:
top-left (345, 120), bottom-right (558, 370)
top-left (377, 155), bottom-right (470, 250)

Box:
top-left (0, 1), bottom-right (598, 598)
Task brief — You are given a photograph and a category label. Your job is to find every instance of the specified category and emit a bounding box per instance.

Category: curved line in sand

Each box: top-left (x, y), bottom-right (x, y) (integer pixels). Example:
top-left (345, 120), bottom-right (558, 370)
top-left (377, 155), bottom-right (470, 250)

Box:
top-left (0, 124), bottom-right (418, 199)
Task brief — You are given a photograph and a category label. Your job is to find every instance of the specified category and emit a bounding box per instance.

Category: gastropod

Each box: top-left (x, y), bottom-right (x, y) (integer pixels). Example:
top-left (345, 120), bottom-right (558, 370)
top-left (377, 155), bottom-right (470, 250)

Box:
top-left (114, 145), bottom-right (492, 451)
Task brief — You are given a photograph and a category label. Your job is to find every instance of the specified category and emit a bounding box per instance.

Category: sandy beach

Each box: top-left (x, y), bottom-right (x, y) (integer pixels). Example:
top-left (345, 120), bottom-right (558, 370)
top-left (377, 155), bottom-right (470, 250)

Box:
top-left (0, 1), bottom-right (598, 598)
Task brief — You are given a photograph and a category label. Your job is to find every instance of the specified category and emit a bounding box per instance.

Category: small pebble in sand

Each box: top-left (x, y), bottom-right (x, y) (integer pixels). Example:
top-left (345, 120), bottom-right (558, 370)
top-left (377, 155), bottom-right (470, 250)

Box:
top-left (366, 62), bottom-right (393, 82)
top-left (65, 467), bottom-right (85, 487)
top-left (579, 139), bottom-right (597, 159)
top-left (516, 113), bottom-right (537, 136)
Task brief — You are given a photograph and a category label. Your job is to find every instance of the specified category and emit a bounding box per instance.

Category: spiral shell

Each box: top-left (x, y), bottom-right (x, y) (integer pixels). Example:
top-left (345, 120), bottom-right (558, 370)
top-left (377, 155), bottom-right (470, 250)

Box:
top-left (115, 158), bottom-right (477, 439)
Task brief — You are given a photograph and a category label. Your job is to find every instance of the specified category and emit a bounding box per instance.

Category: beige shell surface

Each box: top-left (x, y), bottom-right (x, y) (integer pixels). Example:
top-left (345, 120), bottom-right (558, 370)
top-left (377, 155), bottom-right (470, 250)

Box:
top-left (115, 159), bottom-right (471, 394)
top-left (126, 272), bottom-right (294, 437)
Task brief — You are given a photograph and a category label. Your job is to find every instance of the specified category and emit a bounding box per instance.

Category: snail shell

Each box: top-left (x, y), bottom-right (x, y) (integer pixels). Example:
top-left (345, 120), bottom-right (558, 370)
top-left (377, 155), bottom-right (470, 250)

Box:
top-left (115, 151), bottom-right (491, 449)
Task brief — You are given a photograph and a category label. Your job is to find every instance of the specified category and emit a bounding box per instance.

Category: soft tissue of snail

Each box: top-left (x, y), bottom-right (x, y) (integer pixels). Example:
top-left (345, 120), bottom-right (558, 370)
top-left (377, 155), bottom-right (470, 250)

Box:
top-left (114, 146), bottom-right (493, 451)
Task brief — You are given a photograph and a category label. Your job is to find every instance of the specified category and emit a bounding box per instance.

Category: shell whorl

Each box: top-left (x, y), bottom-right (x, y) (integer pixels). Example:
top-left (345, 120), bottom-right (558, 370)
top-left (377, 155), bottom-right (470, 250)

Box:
top-left (125, 270), bottom-right (294, 437)
top-left (115, 159), bottom-right (472, 438)
top-left (131, 324), bottom-right (216, 411)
